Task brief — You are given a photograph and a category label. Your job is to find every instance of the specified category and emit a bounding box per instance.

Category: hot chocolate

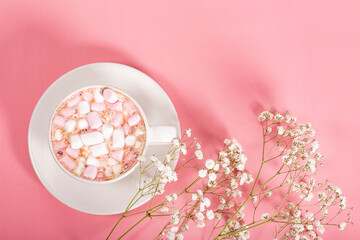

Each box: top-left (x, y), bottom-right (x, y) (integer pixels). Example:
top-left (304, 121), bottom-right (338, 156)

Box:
top-left (50, 86), bottom-right (146, 181)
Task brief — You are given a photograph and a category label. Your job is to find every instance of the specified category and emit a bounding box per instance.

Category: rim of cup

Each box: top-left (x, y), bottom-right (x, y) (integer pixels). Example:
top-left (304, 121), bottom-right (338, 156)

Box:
top-left (48, 84), bottom-right (149, 184)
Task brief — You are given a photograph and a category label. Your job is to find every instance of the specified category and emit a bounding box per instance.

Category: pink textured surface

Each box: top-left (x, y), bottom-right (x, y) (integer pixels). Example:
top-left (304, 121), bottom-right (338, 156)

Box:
top-left (0, 1), bottom-right (359, 239)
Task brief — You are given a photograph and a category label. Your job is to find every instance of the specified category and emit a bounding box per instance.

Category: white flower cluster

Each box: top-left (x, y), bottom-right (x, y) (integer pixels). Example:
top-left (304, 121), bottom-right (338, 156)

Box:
top-left (256, 111), bottom-right (351, 240)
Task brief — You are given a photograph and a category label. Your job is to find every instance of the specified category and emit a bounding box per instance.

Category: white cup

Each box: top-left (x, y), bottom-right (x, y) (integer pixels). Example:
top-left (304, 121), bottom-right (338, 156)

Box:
top-left (49, 85), bottom-right (177, 184)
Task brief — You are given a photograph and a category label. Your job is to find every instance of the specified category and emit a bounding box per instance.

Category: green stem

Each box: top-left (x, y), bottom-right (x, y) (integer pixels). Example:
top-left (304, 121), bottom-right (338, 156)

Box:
top-left (118, 215), bottom-right (149, 240)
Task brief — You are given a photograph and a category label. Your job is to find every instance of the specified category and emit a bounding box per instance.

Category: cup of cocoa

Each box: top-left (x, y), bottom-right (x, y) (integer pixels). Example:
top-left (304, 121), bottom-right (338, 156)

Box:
top-left (49, 85), bottom-right (177, 184)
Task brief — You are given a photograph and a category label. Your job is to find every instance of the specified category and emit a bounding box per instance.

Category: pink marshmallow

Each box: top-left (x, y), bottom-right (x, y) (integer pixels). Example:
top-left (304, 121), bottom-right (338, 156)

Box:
top-left (128, 113), bottom-right (141, 126)
top-left (59, 154), bottom-right (76, 171)
top-left (112, 150), bottom-right (124, 161)
top-left (91, 102), bottom-right (106, 112)
top-left (67, 96), bottom-right (81, 107)
top-left (95, 172), bottom-right (105, 180)
top-left (123, 101), bottom-right (138, 115)
top-left (103, 89), bottom-right (118, 103)
top-left (123, 123), bottom-right (132, 135)
top-left (53, 141), bottom-right (66, 151)
top-left (60, 107), bottom-right (76, 118)
top-left (86, 112), bottom-right (103, 129)
top-left (123, 152), bottom-right (137, 171)
top-left (65, 147), bottom-right (80, 158)
top-left (82, 91), bottom-right (93, 101)
top-left (110, 113), bottom-right (124, 127)
top-left (83, 165), bottom-right (98, 180)
top-left (109, 101), bottom-right (122, 111)
top-left (124, 152), bottom-right (136, 163)
top-left (53, 115), bottom-right (66, 127)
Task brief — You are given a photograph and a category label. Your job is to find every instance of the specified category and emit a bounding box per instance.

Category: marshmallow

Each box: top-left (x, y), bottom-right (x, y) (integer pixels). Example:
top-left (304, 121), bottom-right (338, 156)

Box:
top-left (59, 154), bottom-right (76, 170)
top-left (53, 115), bottom-right (66, 127)
top-left (74, 162), bottom-right (85, 176)
top-left (79, 157), bottom-right (86, 162)
top-left (83, 165), bottom-right (98, 180)
top-left (102, 124), bottom-right (114, 140)
top-left (104, 167), bottom-right (113, 177)
top-left (80, 131), bottom-right (104, 146)
top-left (94, 89), bottom-right (104, 103)
top-left (78, 101), bottom-right (90, 114)
top-left (123, 101), bottom-right (138, 115)
top-left (125, 135), bottom-right (136, 146)
top-left (123, 124), bottom-right (131, 135)
top-left (86, 156), bottom-right (100, 167)
top-left (112, 150), bottom-right (124, 161)
top-left (53, 141), bottom-right (66, 151)
top-left (112, 129), bottom-right (125, 148)
top-left (110, 113), bottom-right (124, 127)
top-left (112, 164), bottom-right (123, 175)
top-left (124, 152), bottom-right (135, 163)
top-left (67, 96), bottom-right (81, 107)
top-left (128, 113), bottom-right (141, 126)
top-left (103, 89), bottom-right (118, 103)
top-left (77, 118), bottom-right (89, 130)
top-left (96, 172), bottom-right (105, 180)
top-left (109, 101), bottom-right (122, 111)
top-left (82, 91), bottom-right (93, 101)
top-left (60, 107), bottom-right (76, 118)
top-left (91, 102), bottom-right (106, 112)
top-left (86, 112), bottom-right (103, 129)
top-left (90, 143), bottom-right (109, 157)
top-left (65, 147), bottom-right (80, 158)
top-left (65, 119), bottom-right (77, 132)
top-left (70, 135), bottom-right (83, 149)
top-left (134, 128), bottom-right (145, 136)
top-left (54, 129), bottom-right (63, 141)
top-left (108, 158), bottom-right (118, 166)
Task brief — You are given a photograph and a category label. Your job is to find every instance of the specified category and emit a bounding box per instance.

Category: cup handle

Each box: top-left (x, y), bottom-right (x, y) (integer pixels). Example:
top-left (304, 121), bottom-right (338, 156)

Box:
top-left (148, 126), bottom-right (177, 144)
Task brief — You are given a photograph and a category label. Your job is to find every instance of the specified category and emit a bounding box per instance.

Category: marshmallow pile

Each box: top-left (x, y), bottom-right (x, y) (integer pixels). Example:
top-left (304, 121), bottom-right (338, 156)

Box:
top-left (51, 87), bottom-right (146, 181)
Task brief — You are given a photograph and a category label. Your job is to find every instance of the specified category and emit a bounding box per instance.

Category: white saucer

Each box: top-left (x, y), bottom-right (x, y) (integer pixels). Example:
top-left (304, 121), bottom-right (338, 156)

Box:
top-left (28, 63), bottom-right (181, 215)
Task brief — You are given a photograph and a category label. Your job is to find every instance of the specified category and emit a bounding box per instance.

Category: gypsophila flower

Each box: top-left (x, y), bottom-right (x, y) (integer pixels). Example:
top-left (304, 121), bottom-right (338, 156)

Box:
top-left (205, 159), bottom-right (215, 169)
top-left (107, 114), bottom-right (352, 240)
top-left (170, 213), bottom-right (179, 224)
top-left (277, 126), bottom-right (285, 135)
top-left (170, 226), bottom-right (178, 232)
top-left (195, 150), bottom-right (203, 160)
top-left (192, 194), bottom-right (198, 201)
top-left (166, 231), bottom-right (175, 240)
top-left (198, 169), bottom-right (207, 178)
top-left (206, 210), bottom-right (214, 220)
top-left (165, 154), bottom-right (171, 163)
top-left (208, 172), bottom-right (216, 181)
top-left (160, 206), bottom-right (169, 213)
top-left (176, 233), bottom-right (184, 240)
top-left (196, 211), bottom-right (205, 221)
top-left (306, 212), bottom-right (314, 221)
top-left (203, 198), bottom-right (211, 208)
top-left (197, 221), bottom-right (205, 228)
top-left (180, 147), bottom-right (187, 155)
top-left (172, 138), bottom-right (180, 147)
top-left (338, 222), bottom-right (346, 230)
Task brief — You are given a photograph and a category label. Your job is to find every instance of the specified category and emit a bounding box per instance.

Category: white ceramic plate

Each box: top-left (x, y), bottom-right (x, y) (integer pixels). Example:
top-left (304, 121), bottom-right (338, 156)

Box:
top-left (28, 63), bottom-right (181, 215)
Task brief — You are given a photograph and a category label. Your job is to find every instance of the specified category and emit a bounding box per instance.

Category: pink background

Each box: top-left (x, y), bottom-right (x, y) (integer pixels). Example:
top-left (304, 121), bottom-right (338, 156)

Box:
top-left (0, 1), bottom-right (359, 239)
